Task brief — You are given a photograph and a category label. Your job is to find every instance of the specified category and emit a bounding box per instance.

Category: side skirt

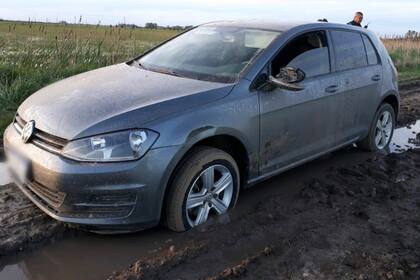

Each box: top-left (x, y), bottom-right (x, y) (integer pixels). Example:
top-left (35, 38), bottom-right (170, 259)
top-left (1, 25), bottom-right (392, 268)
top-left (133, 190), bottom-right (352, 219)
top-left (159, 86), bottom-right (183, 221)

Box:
top-left (245, 137), bottom-right (359, 188)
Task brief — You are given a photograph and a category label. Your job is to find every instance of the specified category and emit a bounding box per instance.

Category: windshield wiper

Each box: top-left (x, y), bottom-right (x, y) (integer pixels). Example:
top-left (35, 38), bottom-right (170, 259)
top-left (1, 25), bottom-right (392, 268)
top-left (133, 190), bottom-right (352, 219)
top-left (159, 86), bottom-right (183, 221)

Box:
top-left (150, 67), bottom-right (185, 78)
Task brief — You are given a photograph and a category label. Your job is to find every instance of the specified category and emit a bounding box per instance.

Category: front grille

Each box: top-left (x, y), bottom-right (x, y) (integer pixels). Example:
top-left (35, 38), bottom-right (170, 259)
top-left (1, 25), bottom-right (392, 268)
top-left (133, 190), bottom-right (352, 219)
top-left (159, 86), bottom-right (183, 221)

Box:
top-left (62, 205), bottom-right (134, 219)
top-left (66, 191), bottom-right (137, 218)
top-left (14, 114), bottom-right (68, 154)
top-left (23, 180), bottom-right (66, 209)
top-left (20, 179), bottom-right (136, 219)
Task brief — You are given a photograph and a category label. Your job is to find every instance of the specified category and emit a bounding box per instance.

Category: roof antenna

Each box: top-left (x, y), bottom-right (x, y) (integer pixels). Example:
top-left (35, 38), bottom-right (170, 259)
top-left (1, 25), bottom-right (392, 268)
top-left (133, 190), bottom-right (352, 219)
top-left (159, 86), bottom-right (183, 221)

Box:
top-left (318, 18), bottom-right (328, 22)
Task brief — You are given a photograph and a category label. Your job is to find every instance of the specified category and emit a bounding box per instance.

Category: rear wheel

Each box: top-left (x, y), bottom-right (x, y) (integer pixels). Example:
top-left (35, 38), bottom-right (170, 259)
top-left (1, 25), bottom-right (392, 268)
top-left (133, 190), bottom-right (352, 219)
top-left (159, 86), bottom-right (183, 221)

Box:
top-left (358, 103), bottom-right (395, 151)
top-left (165, 147), bottom-right (240, 232)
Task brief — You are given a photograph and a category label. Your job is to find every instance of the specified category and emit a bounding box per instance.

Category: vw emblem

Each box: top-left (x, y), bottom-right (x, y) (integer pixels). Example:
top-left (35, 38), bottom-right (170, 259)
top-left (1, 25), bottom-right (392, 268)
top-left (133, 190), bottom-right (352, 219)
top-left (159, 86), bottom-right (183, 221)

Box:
top-left (21, 120), bottom-right (35, 143)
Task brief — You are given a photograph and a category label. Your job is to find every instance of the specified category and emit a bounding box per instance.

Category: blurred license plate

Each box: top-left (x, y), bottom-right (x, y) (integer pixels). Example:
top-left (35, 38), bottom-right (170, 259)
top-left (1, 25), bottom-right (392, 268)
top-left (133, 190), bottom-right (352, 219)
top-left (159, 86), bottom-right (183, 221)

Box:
top-left (7, 149), bottom-right (30, 183)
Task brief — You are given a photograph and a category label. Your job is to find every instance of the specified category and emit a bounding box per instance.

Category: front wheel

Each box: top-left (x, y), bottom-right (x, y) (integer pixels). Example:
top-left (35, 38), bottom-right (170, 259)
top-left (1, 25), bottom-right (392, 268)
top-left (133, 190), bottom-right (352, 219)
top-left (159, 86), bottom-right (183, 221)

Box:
top-left (165, 147), bottom-right (240, 232)
top-left (357, 103), bottom-right (395, 151)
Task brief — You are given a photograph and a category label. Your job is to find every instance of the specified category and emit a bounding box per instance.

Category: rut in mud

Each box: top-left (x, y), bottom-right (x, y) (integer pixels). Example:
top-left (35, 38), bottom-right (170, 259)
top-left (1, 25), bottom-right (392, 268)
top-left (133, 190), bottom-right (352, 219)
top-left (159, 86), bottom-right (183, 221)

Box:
top-left (109, 149), bottom-right (420, 280)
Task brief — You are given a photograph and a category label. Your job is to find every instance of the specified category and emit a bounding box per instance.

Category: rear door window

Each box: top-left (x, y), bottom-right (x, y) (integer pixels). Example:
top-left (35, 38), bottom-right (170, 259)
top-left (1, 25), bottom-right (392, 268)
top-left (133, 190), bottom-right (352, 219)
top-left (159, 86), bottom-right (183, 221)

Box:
top-left (271, 31), bottom-right (330, 79)
top-left (362, 34), bottom-right (379, 65)
top-left (331, 30), bottom-right (368, 71)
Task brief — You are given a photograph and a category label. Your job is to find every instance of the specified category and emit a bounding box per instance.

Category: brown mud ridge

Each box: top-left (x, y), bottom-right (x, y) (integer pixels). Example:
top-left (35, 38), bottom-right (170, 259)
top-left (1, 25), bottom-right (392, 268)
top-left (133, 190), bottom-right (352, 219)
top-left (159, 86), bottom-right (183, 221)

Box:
top-left (0, 80), bottom-right (419, 259)
top-left (110, 149), bottom-right (420, 280)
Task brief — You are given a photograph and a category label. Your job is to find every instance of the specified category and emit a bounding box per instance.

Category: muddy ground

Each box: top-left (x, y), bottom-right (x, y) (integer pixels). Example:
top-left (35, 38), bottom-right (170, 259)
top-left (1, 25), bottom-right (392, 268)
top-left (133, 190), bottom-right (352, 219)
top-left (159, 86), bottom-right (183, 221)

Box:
top-left (0, 81), bottom-right (420, 279)
top-left (398, 80), bottom-right (420, 126)
top-left (109, 150), bottom-right (420, 280)
top-left (0, 184), bottom-right (70, 256)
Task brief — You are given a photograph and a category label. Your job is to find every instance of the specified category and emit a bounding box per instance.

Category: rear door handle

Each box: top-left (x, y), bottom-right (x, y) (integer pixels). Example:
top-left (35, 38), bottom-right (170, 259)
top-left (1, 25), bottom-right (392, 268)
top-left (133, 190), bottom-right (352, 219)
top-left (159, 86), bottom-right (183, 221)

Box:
top-left (372, 74), bottom-right (381, 81)
top-left (325, 85), bottom-right (339, 93)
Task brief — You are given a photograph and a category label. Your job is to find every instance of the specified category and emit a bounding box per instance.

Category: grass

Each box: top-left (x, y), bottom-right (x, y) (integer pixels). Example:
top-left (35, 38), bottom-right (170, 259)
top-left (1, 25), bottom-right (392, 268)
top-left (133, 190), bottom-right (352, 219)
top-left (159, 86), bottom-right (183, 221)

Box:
top-left (382, 38), bottom-right (420, 82)
top-left (0, 20), bottom-right (420, 135)
top-left (0, 21), bottom-right (178, 134)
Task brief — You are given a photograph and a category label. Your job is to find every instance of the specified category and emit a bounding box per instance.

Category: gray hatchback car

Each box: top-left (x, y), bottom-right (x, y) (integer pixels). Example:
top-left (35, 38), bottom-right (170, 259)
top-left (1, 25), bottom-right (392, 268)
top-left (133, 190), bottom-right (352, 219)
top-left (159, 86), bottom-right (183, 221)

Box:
top-left (4, 20), bottom-right (399, 232)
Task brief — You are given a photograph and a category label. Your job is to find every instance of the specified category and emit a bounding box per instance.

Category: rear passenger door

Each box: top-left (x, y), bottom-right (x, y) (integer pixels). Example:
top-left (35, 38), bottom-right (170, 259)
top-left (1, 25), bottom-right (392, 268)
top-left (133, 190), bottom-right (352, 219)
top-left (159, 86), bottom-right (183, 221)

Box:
top-left (330, 30), bottom-right (382, 144)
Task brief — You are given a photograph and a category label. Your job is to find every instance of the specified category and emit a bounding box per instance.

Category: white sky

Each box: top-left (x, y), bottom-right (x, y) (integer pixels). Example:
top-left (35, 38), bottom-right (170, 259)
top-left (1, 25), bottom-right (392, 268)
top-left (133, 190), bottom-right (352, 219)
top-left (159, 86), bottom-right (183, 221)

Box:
top-left (1, 0), bottom-right (419, 35)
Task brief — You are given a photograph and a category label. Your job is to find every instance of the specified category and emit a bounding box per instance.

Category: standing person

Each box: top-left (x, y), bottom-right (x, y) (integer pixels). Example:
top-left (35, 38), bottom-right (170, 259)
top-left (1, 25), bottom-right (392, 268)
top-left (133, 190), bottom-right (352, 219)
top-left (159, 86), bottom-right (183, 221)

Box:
top-left (347, 12), bottom-right (364, 27)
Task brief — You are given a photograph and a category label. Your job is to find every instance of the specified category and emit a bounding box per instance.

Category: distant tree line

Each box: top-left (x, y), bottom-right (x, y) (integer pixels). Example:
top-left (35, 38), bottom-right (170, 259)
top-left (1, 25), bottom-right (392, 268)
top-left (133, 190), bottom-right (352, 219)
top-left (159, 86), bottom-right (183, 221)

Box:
top-left (13, 19), bottom-right (192, 30)
top-left (135, 22), bottom-right (193, 30)
top-left (405, 30), bottom-right (420, 40)
top-left (117, 22), bottom-right (192, 30)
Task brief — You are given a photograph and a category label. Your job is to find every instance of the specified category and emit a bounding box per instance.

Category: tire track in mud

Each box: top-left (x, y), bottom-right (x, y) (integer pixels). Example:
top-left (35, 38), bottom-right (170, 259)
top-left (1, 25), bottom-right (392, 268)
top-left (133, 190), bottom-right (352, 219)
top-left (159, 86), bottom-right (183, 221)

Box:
top-left (110, 150), bottom-right (420, 279)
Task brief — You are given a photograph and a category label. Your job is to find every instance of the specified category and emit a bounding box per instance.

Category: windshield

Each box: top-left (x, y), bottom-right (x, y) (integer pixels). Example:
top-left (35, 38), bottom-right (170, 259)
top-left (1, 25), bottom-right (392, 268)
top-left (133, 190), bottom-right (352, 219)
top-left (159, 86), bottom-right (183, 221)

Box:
top-left (137, 26), bottom-right (280, 83)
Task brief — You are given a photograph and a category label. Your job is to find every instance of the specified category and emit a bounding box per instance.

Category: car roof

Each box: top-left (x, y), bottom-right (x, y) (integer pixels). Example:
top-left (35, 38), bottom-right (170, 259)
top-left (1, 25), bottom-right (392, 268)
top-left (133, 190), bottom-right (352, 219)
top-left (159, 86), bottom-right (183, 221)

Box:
top-left (201, 20), bottom-right (368, 33)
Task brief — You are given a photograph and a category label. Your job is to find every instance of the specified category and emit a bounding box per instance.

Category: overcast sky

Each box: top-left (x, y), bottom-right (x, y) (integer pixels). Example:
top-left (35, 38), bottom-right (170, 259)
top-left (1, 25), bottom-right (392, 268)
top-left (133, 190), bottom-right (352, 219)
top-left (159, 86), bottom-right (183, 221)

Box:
top-left (1, 0), bottom-right (419, 35)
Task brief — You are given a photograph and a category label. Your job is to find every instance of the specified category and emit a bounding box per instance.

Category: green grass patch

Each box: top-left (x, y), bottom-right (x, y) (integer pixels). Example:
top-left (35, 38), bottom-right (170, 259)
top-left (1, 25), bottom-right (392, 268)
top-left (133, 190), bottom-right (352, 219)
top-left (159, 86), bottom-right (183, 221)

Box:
top-left (398, 68), bottom-right (420, 82)
top-left (0, 21), bottom-right (179, 135)
top-left (0, 110), bottom-right (15, 136)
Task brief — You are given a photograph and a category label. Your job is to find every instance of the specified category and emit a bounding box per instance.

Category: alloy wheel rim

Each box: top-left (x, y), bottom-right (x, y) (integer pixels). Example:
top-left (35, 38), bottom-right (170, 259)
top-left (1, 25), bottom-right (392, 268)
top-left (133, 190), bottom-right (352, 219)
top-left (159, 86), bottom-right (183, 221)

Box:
top-left (374, 111), bottom-right (393, 149)
top-left (185, 164), bottom-right (233, 227)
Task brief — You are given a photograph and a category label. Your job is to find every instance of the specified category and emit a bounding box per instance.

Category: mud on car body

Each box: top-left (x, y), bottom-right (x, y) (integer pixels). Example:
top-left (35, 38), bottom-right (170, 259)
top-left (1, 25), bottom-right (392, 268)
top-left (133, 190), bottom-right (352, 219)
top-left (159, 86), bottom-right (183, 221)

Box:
top-left (4, 20), bottom-right (399, 232)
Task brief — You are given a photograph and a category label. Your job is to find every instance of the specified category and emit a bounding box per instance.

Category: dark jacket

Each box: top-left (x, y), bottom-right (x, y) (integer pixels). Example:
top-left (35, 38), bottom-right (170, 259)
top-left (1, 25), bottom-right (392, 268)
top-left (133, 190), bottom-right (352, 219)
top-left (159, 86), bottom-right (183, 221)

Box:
top-left (347, 20), bottom-right (362, 27)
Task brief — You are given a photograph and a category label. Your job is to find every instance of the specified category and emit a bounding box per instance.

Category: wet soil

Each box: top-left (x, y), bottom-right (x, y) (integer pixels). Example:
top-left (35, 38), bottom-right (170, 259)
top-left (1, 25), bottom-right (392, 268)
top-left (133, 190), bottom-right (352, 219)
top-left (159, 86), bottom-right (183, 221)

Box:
top-left (398, 86), bottom-right (420, 126)
top-left (0, 184), bottom-right (71, 257)
top-left (109, 149), bottom-right (420, 280)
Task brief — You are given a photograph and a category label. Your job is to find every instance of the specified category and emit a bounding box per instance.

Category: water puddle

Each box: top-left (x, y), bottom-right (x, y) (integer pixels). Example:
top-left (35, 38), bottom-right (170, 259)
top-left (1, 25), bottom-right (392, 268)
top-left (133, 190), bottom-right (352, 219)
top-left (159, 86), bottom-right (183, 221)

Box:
top-left (389, 120), bottom-right (420, 153)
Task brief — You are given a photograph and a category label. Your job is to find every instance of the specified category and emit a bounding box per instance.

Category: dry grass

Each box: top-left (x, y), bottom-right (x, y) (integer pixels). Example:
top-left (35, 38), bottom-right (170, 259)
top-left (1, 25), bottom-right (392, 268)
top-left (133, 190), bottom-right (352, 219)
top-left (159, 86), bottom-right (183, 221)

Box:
top-left (382, 38), bottom-right (420, 76)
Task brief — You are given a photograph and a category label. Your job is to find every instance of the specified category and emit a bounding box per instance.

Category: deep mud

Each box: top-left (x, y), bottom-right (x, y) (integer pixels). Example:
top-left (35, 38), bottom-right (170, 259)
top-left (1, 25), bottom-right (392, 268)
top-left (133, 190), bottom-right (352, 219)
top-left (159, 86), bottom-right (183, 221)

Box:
top-left (110, 150), bottom-right (420, 280)
top-left (0, 184), bottom-right (71, 257)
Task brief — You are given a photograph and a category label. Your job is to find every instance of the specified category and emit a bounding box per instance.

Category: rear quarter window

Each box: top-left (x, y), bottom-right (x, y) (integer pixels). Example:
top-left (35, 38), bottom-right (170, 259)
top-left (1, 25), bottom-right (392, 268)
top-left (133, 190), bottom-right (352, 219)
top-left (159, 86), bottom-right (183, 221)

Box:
top-left (331, 30), bottom-right (368, 71)
top-left (362, 34), bottom-right (380, 65)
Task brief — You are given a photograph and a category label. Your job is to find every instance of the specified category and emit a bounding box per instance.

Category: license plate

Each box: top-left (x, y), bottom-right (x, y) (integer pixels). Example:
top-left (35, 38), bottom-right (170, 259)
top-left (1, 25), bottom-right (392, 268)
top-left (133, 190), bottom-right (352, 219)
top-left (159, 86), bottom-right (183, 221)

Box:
top-left (6, 149), bottom-right (30, 184)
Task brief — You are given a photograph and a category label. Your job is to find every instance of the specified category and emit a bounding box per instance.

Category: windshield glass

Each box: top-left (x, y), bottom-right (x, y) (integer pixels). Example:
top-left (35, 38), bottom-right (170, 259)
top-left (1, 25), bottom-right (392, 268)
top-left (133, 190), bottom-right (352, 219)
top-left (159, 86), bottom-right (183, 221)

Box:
top-left (137, 26), bottom-right (280, 83)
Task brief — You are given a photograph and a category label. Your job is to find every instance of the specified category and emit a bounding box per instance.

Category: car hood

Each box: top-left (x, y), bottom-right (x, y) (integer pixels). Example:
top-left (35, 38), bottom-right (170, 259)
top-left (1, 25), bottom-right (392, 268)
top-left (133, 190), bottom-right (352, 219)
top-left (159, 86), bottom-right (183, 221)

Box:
top-left (18, 63), bottom-right (234, 140)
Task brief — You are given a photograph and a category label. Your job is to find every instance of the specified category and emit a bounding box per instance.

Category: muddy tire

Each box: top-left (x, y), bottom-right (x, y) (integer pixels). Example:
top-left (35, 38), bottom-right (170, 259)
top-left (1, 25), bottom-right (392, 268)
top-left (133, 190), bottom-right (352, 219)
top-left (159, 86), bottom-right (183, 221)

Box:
top-left (357, 103), bottom-right (395, 151)
top-left (165, 146), bottom-right (240, 232)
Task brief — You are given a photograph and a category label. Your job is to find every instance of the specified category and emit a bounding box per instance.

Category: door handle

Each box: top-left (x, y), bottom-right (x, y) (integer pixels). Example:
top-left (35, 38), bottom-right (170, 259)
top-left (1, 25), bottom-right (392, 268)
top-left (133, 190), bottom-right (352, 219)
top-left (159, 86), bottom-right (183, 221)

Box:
top-left (325, 85), bottom-right (339, 93)
top-left (371, 74), bottom-right (381, 82)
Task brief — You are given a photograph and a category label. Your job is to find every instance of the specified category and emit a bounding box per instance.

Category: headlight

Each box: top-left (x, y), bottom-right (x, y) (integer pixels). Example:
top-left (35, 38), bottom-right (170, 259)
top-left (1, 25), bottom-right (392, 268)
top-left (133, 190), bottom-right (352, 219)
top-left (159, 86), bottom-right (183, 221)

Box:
top-left (62, 129), bottom-right (159, 162)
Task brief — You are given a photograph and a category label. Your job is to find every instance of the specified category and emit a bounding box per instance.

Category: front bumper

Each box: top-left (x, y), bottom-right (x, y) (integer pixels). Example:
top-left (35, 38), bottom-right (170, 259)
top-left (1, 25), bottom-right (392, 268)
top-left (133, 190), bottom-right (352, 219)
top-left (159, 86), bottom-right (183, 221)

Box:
top-left (4, 124), bottom-right (180, 230)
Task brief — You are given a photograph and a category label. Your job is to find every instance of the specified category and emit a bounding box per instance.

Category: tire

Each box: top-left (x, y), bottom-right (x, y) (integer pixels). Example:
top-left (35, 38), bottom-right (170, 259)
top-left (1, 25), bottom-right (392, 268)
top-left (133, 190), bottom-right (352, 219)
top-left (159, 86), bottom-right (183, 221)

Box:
top-left (357, 103), bottom-right (395, 151)
top-left (165, 146), bottom-right (240, 232)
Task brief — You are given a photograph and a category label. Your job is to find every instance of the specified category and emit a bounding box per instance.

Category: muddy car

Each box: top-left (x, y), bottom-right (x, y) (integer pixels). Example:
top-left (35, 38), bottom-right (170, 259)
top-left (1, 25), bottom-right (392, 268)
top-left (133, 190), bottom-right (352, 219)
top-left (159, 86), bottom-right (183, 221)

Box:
top-left (4, 20), bottom-right (399, 232)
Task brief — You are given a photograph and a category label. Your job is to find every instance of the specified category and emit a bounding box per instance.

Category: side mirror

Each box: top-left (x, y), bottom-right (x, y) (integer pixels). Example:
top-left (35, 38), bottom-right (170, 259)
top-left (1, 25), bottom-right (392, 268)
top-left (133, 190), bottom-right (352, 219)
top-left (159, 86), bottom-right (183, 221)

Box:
top-left (268, 67), bottom-right (305, 91)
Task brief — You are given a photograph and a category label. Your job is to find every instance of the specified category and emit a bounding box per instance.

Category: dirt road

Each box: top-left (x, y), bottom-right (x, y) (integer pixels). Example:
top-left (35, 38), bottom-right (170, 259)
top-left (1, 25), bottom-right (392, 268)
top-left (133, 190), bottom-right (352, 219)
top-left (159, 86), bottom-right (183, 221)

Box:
top-left (1, 81), bottom-right (420, 279)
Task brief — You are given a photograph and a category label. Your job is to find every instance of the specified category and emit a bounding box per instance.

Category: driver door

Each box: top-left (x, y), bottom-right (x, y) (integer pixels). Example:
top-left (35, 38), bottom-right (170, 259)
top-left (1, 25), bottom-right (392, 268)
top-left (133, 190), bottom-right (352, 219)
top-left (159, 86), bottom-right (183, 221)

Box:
top-left (258, 30), bottom-right (341, 175)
